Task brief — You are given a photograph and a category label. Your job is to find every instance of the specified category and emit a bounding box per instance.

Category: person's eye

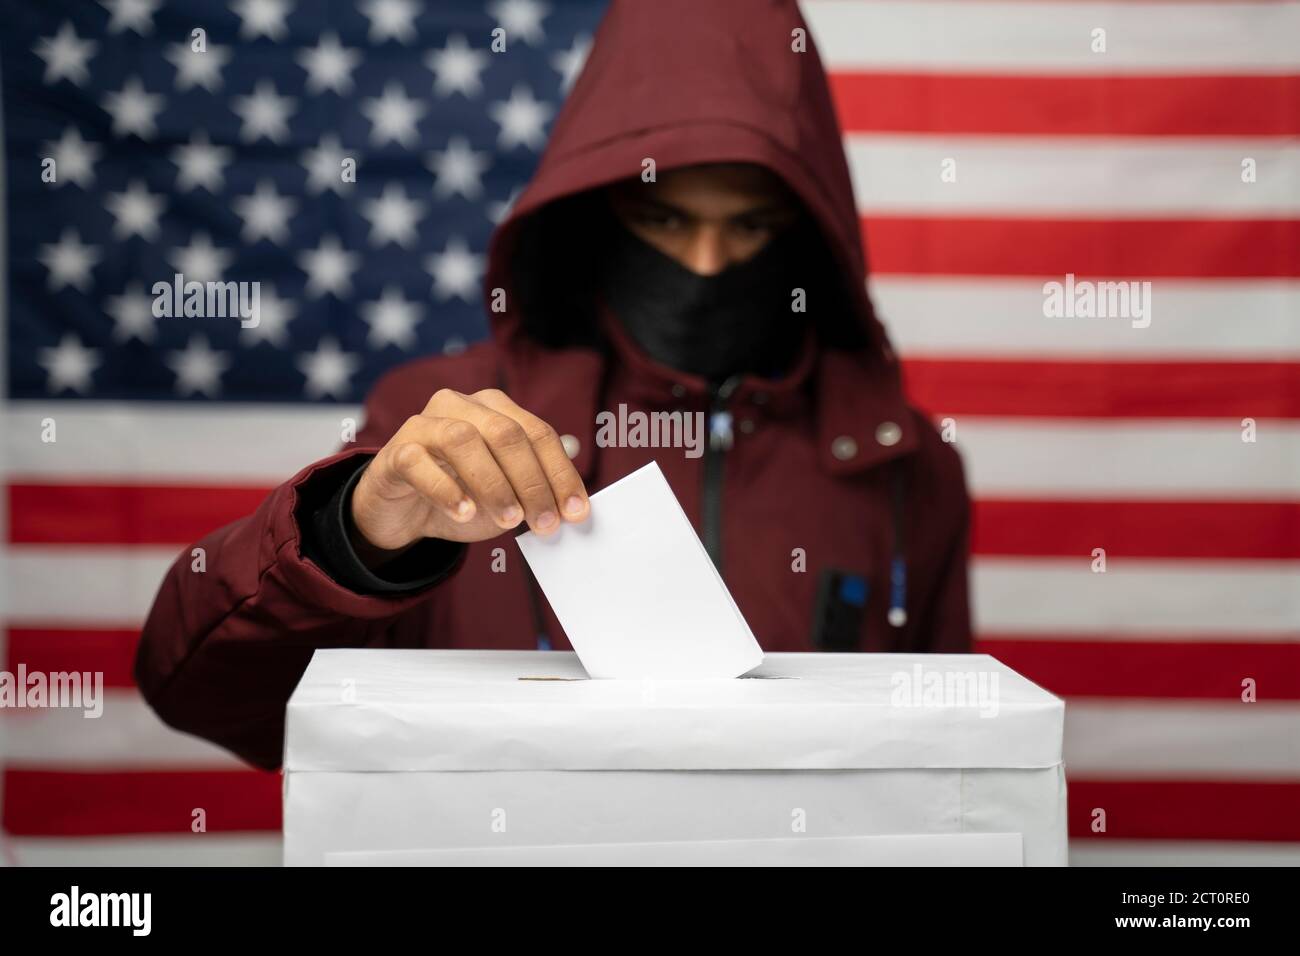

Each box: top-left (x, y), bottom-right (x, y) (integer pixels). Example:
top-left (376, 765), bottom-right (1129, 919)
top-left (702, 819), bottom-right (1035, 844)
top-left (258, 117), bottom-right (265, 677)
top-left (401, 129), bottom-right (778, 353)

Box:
top-left (732, 218), bottom-right (774, 238)
top-left (635, 210), bottom-right (683, 230)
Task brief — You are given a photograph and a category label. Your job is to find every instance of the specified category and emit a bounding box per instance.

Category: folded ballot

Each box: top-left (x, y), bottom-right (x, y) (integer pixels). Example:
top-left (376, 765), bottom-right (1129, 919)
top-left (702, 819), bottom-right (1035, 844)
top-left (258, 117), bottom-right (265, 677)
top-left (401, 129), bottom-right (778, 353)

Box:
top-left (515, 461), bottom-right (764, 679)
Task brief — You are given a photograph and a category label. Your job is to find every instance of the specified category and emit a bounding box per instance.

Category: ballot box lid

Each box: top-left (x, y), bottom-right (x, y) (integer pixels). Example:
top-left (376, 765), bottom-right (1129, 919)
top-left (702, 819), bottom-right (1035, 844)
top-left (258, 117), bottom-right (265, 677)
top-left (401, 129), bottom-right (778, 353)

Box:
top-left (284, 650), bottom-right (1063, 772)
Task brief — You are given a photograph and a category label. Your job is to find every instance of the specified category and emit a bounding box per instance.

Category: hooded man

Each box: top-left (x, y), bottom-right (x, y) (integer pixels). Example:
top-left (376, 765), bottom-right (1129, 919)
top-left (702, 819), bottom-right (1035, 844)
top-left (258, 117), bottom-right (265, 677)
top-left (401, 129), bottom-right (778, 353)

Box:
top-left (136, 0), bottom-right (972, 770)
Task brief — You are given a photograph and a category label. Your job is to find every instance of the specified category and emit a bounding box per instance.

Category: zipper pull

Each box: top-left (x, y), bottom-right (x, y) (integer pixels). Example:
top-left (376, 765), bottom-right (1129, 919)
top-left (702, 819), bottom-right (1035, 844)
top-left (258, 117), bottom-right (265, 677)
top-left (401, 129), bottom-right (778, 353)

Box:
top-left (708, 376), bottom-right (742, 452)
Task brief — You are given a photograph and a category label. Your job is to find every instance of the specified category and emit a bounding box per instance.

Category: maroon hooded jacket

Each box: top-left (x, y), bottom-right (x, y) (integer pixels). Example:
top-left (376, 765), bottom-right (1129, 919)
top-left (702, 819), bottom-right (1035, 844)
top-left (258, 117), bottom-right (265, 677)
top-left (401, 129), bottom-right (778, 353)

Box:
top-left (136, 0), bottom-right (972, 771)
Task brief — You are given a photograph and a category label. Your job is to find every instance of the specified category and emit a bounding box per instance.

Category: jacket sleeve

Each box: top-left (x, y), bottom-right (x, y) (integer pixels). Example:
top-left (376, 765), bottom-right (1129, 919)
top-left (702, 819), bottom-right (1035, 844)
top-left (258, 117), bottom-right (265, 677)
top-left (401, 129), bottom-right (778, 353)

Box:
top-left (134, 390), bottom-right (463, 771)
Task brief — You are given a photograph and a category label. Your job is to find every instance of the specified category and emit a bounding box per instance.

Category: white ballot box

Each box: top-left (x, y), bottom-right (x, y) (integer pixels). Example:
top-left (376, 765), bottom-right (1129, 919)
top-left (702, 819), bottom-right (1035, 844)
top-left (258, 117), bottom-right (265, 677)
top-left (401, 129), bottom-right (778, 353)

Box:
top-left (283, 650), bottom-right (1067, 866)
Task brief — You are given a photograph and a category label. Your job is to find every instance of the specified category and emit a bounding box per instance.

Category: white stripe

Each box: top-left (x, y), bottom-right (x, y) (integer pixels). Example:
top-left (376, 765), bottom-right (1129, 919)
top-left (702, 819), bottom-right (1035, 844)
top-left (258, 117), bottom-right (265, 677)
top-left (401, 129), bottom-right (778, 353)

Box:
top-left (974, 558), bottom-right (1300, 637)
top-left (954, 419), bottom-right (1300, 499)
top-left (1065, 700), bottom-right (1300, 778)
top-left (5, 548), bottom-right (1299, 638)
top-left (1, 833), bottom-right (281, 867)
top-left (804, 1), bottom-right (1300, 74)
top-left (847, 135), bottom-right (1300, 217)
top-left (1, 690), bottom-right (244, 768)
top-left (1070, 840), bottom-right (1300, 866)
top-left (3, 402), bottom-right (358, 481)
top-left (873, 277), bottom-right (1300, 358)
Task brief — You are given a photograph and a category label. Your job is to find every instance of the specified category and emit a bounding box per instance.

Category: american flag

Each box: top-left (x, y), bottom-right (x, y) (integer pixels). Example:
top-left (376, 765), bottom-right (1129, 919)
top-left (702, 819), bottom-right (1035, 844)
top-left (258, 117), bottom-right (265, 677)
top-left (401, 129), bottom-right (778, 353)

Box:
top-left (1, 0), bottom-right (1297, 865)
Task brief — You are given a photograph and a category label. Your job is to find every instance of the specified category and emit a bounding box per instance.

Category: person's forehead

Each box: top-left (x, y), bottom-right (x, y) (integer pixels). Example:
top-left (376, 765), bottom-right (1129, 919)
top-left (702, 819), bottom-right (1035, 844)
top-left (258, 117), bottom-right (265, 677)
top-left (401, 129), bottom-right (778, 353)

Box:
top-left (620, 163), bottom-right (795, 210)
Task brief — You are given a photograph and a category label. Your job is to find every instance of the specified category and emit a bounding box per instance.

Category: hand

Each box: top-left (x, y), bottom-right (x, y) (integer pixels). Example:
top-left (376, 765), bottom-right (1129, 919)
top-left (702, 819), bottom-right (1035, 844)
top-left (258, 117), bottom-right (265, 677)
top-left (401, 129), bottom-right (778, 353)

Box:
top-left (350, 388), bottom-right (590, 559)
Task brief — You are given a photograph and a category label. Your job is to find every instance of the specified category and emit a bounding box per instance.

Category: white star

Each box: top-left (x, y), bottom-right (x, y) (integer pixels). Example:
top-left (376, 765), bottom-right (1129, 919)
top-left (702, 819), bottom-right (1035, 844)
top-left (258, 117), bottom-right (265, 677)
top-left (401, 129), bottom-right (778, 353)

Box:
top-left (100, 0), bottom-right (159, 36)
top-left (38, 229), bottom-right (100, 292)
top-left (171, 232), bottom-right (234, 283)
top-left (488, 0), bottom-right (548, 47)
top-left (43, 127), bottom-right (101, 189)
top-left (39, 333), bottom-right (101, 394)
top-left (361, 183), bottom-right (425, 248)
top-left (172, 132), bottom-right (231, 191)
top-left (488, 85), bottom-right (552, 151)
top-left (360, 286), bottom-right (421, 349)
top-left (425, 237), bottom-right (483, 303)
top-left (106, 282), bottom-right (157, 343)
top-left (427, 136), bottom-right (490, 201)
top-left (36, 22), bottom-right (97, 86)
top-left (297, 32), bottom-right (360, 95)
top-left (301, 134), bottom-right (353, 195)
top-left (297, 336), bottom-right (361, 399)
top-left (361, 83), bottom-right (425, 147)
top-left (426, 34), bottom-right (488, 98)
top-left (360, 0), bottom-right (420, 44)
top-left (239, 283), bottom-right (296, 347)
top-left (232, 0), bottom-right (293, 41)
top-left (552, 33), bottom-right (591, 93)
top-left (298, 235), bottom-right (358, 298)
top-left (165, 41), bottom-right (230, 92)
top-left (233, 180), bottom-right (297, 244)
top-left (102, 77), bottom-right (164, 139)
top-left (166, 335), bottom-right (231, 397)
top-left (232, 81), bottom-right (296, 143)
top-left (487, 185), bottom-right (523, 225)
top-left (105, 180), bottom-right (165, 240)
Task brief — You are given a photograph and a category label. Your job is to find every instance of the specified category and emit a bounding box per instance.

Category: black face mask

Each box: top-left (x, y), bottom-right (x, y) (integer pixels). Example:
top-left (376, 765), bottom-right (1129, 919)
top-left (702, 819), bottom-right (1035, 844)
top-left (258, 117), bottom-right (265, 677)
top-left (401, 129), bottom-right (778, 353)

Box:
top-left (600, 221), bottom-right (810, 383)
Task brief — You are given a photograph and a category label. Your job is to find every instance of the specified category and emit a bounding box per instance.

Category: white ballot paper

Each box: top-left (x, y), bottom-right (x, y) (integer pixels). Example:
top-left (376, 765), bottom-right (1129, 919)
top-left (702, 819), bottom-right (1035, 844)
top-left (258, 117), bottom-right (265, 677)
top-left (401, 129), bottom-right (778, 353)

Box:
top-left (515, 460), bottom-right (764, 679)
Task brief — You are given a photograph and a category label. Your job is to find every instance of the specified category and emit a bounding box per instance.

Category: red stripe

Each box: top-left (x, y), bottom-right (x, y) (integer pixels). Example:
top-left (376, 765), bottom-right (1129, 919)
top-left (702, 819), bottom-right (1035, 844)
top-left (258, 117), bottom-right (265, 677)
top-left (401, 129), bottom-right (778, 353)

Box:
top-left (1, 768), bottom-right (281, 836)
top-left (904, 359), bottom-right (1300, 420)
top-left (1067, 780), bottom-right (1300, 842)
top-left (831, 73), bottom-right (1300, 137)
top-left (863, 218), bottom-right (1300, 277)
top-left (978, 637), bottom-right (1300, 700)
top-left (7, 483), bottom-right (270, 545)
top-left (5, 627), bottom-right (141, 689)
top-left (972, 500), bottom-right (1300, 560)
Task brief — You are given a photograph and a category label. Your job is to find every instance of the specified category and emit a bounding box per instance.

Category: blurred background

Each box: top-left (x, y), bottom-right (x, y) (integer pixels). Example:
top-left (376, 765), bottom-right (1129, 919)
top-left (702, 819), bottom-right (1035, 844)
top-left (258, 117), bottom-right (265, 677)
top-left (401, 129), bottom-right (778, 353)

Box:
top-left (1, 0), bottom-right (1297, 865)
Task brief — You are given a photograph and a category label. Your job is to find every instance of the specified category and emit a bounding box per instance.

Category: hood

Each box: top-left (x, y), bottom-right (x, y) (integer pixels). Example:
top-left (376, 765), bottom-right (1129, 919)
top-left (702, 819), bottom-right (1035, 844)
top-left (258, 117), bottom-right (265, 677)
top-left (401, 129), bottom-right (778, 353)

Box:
top-left (484, 0), bottom-right (894, 366)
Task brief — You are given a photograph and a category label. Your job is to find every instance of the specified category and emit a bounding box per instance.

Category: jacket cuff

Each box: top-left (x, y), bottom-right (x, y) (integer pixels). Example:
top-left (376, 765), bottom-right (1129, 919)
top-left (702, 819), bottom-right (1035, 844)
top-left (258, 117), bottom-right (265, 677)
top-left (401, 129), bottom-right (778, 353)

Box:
top-left (302, 454), bottom-right (466, 596)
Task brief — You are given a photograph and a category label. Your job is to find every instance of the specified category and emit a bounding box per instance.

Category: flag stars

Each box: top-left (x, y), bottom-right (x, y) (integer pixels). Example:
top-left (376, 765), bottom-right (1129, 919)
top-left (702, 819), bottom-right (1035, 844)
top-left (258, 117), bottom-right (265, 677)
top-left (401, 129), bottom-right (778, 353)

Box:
top-left (171, 232), bottom-right (234, 283)
top-left (362, 83), bottom-right (426, 147)
top-left (298, 33), bottom-right (361, 95)
top-left (43, 128), bottom-right (101, 189)
top-left (239, 284), bottom-right (296, 348)
top-left (489, 0), bottom-right (549, 47)
top-left (39, 333), bottom-right (101, 394)
top-left (360, 0), bottom-right (421, 45)
top-left (427, 136), bottom-right (490, 201)
top-left (299, 235), bottom-right (359, 298)
top-left (102, 77), bottom-right (164, 139)
top-left (426, 34), bottom-right (488, 98)
top-left (297, 336), bottom-right (361, 399)
top-left (166, 335), bottom-right (231, 397)
top-left (362, 183), bottom-right (426, 248)
top-left (488, 85), bottom-right (552, 151)
top-left (172, 132), bottom-right (232, 192)
top-left (233, 0), bottom-right (293, 42)
top-left (425, 237), bottom-right (483, 303)
top-left (105, 180), bottom-right (166, 241)
top-left (301, 134), bottom-right (353, 195)
top-left (234, 180), bottom-right (298, 245)
top-left (360, 287), bottom-right (422, 349)
top-left (232, 81), bottom-right (297, 143)
top-left (165, 41), bottom-right (231, 92)
top-left (35, 22), bottom-right (97, 86)
top-left (552, 34), bottom-right (591, 93)
top-left (38, 229), bottom-right (100, 292)
top-left (106, 282), bottom-right (158, 343)
top-left (100, 0), bottom-right (160, 36)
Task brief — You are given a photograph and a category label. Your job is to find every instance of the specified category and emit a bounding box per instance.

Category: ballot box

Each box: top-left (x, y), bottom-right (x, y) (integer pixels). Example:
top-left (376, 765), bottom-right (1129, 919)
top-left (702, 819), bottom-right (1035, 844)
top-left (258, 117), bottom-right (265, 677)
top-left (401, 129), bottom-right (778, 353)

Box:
top-left (283, 650), bottom-right (1067, 866)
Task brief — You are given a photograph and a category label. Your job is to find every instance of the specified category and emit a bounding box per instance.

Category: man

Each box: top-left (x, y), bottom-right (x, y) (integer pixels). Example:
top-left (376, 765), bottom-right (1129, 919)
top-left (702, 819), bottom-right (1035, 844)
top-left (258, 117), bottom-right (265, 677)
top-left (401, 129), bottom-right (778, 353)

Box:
top-left (136, 0), bottom-right (972, 771)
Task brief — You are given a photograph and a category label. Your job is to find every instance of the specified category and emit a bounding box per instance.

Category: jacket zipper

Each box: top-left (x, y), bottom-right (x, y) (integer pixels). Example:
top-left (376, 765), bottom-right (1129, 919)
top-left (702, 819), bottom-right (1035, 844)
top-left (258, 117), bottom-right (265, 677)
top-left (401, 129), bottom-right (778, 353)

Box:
top-left (702, 376), bottom-right (742, 572)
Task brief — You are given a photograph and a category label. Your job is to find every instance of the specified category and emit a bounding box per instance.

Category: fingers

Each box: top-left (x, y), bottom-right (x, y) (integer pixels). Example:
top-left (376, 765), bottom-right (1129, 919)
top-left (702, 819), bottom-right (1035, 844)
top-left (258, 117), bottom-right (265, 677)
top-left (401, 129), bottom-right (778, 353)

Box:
top-left (468, 389), bottom-right (590, 522)
top-left (383, 440), bottom-right (476, 525)
top-left (409, 415), bottom-right (527, 530)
